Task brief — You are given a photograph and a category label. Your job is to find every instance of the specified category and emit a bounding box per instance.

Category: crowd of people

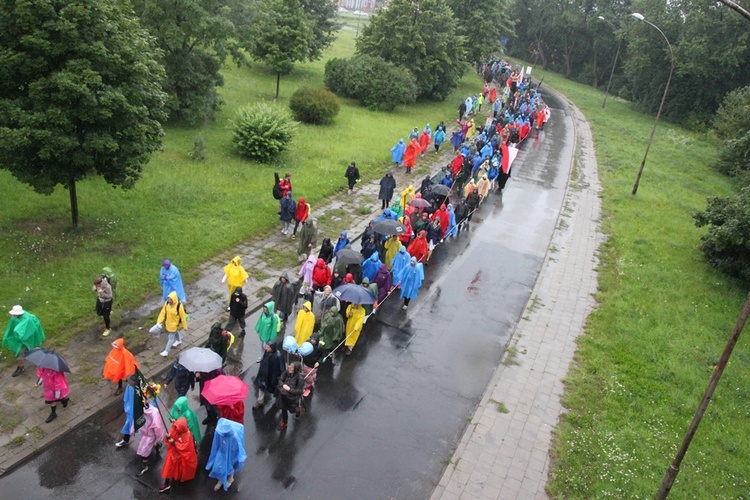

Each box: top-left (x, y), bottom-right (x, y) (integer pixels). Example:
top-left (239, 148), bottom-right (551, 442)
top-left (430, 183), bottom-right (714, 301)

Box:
top-left (1, 62), bottom-right (550, 493)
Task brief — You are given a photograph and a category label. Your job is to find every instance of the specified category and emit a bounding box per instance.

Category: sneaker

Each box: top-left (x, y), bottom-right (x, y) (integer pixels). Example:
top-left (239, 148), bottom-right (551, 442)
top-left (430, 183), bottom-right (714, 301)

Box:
top-left (345, 347), bottom-right (352, 356)
top-left (256, 356), bottom-right (262, 363)
top-left (159, 483), bottom-right (170, 493)
top-left (239, 330), bottom-right (246, 338)
top-left (172, 340), bottom-right (182, 347)
top-left (115, 439), bottom-right (129, 448)
top-left (137, 465), bottom-right (149, 477)
top-left (290, 234), bottom-right (296, 239)
top-left (227, 475), bottom-right (234, 488)
top-left (214, 481), bottom-right (223, 491)
top-left (402, 305), bottom-right (408, 311)
top-left (160, 351), bottom-right (169, 357)
top-left (11, 365), bottom-right (25, 377)
top-left (277, 421), bottom-right (288, 431)
top-left (101, 329), bottom-right (110, 337)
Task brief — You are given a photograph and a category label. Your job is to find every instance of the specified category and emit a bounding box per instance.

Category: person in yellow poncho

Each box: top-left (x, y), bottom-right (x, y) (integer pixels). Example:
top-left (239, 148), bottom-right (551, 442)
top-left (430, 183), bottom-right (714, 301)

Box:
top-left (400, 185), bottom-right (415, 212)
top-left (293, 301), bottom-right (315, 346)
top-left (344, 303), bottom-right (366, 356)
top-left (157, 291), bottom-right (188, 357)
top-left (222, 256), bottom-right (248, 305)
top-left (384, 236), bottom-right (402, 271)
top-left (466, 118), bottom-right (476, 140)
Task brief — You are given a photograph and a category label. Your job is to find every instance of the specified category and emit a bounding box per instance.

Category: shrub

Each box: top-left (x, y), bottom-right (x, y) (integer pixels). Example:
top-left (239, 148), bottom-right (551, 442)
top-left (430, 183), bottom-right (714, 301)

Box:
top-left (231, 103), bottom-right (297, 163)
top-left (693, 185), bottom-right (750, 283)
top-left (189, 134), bottom-right (206, 161)
top-left (289, 87), bottom-right (340, 125)
top-left (323, 54), bottom-right (417, 111)
top-left (713, 86), bottom-right (750, 178)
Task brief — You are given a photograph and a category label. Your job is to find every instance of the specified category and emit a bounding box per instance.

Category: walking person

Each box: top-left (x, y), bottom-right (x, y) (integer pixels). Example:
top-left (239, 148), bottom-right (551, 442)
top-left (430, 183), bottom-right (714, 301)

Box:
top-left (293, 301), bottom-right (315, 346)
top-left (344, 162), bottom-right (360, 194)
top-left (378, 171), bottom-right (397, 209)
top-left (163, 358), bottom-right (195, 397)
top-left (3, 305), bottom-right (45, 378)
top-left (271, 274), bottom-right (295, 322)
top-left (318, 306), bottom-right (344, 358)
top-left (115, 376), bottom-right (136, 448)
top-left (279, 191), bottom-right (296, 236)
top-left (395, 257), bottom-right (425, 311)
top-left (224, 286), bottom-right (248, 338)
top-left (205, 322), bottom-right (230, 364)
top-left (252, 342), bottom-right (285, 410)
top-left (35, 366), bottom-right (69, 423)
top-left (318, 238), bottom-right (335, 265)
top-left (168, 396), bottom-right (202, 446)
top-left (344, 303), bottom-right (366, 355)
top-left (93, 276), bottom-right (114, 337)
top-left (275, 362), bottom-right (304, 431)
top-left (103, 338), bottom-right (138, 396)
top-left (312, 258), bottom-right (331, 292)
top-left (136, 403), bottom-right (166, 476)
top-left (391, 139), bottom-right (406, 166)
top-left (297, 219), bottom-right (318, 261)
top-left (206, 418), bottom-right (247, 491)
top-left (291, 197), bottom-right (310, 239)
top-left (157, 291), bottom-right (188, 357)
top-left (254, 302), bottom-right (280, 361)
top-left (159, 259), bottom-right (186, 303)
top-left (433, 126), bottom-right (446, 154)
top-left (159, 417), bottom-right (198, 494)
top-left (279, 172), bottom-right (293, 198)
top-left (221, 256), bottom-right (248, 306)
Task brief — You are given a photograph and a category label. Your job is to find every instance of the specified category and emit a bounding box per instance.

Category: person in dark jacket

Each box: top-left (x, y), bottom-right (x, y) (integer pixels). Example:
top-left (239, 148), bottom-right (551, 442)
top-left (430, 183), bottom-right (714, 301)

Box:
top-left (197, 367), bottom-right (224, 426)
top-left (279, 192), bottom-right (296, 236)
top-left (344, 162), bottom-right (360, 194)
top-left (378, 171), bottom-right (397, 209)
top-left (466, 189), bottom-right (480, 222)
top-left (419, 175), bottom-right (433, 194)
top-left (164, 360), bottom-right (195, 397)
top-left (225, 287), bottom-right (248, 338)
top-left (302, 335), bottom-right (323, 368)
top-left (360, 235), bottom-right (378, 260)
top-left (252, 343), bottom-right (285, 410)
top-left (272, 272), bottom-right (296, 322)
top-left (318, 238), bottom-right (334, 265)
top-left (454, 200), bottom-right (469, 236)
top-left (205, 322), bottom-right (229, 363)
top-left (275, 362), bottom-right (304, 431)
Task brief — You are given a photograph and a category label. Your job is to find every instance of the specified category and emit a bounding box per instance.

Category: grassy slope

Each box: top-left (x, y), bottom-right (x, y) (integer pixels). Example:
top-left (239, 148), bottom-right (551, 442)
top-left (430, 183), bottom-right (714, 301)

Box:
top-left (527, 67), bottom-right (750, 497)
top-left (0, 28), bottom-right (480, 353)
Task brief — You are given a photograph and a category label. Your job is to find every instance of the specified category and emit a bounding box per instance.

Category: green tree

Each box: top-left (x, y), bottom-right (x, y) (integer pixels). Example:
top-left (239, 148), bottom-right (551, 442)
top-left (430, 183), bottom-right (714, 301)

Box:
top-left (713, 86), bottom-right (750, 178)
top-left (447, 0), bottom-right (514, 64)
top-left (300, 0), bottom-right (338, 60)
top-left (251, 0), bottom-right (313, 98)
top-left (356, 0), bottom-right (466, 100)
top-left (0, 0), bottom-right (168, 227)
top-left (133, 0), bottom-right (237, 123)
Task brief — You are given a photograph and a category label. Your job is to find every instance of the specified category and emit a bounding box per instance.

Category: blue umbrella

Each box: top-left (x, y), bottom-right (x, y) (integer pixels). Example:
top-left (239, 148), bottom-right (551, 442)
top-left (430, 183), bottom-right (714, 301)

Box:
top-left (332, 284), bottom-right (376, 304)
top-left (25, 348), bottom-right (71, 373)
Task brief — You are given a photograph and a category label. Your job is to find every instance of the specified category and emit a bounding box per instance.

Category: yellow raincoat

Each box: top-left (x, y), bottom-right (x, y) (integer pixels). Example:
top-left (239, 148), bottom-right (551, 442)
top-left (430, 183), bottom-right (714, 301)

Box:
top-left (157, 291), bottom-right (188, 333)
top-left (384, 237), bottom-right (402, 271)
top-left (345, 303), bottom-right (366, 348)
top-left (294, 301), bottom-right (315, 346)
top-left (400, 185), bottom-right (416, 210)
top-left (223, 256), bottom-right (249, 300)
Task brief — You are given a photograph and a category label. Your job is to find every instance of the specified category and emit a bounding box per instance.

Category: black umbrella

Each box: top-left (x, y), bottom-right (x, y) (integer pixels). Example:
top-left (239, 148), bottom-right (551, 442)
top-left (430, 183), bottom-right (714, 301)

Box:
top-left (372, 219), bottom-right (407, 236)
top-left (25, 348), bottom-right (71, 373)
top-left (332, 284), bottom-right (376, 304)
top-left (431, 184), bottom-right (451, 196)
top-left (336, 248), bottom-right (364, 266)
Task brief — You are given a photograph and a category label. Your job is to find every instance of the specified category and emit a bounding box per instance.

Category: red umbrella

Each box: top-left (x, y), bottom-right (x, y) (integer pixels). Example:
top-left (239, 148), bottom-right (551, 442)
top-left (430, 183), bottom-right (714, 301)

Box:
top-left (201, 375), bottom-right (249, 405)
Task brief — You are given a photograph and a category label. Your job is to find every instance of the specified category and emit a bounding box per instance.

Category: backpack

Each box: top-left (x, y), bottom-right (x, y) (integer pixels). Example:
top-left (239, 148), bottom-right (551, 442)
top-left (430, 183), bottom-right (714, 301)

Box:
top-left (101, 267), bottom-right (117, 302)
top-left (272, 172), bottom-right (282, 200)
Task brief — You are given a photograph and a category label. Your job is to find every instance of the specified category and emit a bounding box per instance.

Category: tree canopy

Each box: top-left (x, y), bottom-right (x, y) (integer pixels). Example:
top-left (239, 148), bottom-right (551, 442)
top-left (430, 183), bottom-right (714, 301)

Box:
top-left (0, 0), bottom-right (168, 226)
top-left (447, 0), bottom-right (514, 64)
top-left (356, 0), bottom-right (466, 100)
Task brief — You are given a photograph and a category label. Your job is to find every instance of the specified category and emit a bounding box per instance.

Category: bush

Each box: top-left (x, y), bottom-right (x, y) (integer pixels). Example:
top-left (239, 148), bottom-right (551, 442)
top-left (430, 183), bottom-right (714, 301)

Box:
top-left (323, 54), bottom-right (417, 111)
top-left (231, 103), bottom-right (297, 163)
top-left (189, 134), bottom-right (206, 161)
top-left (713, 86), bottom-right (750, 178)
top-left (289, 87), bottom-right (340, 125)
top-left (693, 185), bottom-right (750, 283)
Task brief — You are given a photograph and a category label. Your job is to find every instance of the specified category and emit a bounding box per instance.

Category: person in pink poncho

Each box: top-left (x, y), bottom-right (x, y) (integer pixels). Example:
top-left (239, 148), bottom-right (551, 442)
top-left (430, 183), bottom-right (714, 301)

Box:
top-left (35, 367), bottom-right (69, 423)
top-left (136, 403), bottom-right (167, 476)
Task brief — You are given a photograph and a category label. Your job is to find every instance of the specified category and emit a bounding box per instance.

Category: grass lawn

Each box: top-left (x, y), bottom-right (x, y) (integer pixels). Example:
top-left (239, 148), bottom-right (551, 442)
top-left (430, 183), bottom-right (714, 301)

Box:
top-left (522, 65), bottom-right (750, 496)
top-left (0, 28), bottom-right (480, 356)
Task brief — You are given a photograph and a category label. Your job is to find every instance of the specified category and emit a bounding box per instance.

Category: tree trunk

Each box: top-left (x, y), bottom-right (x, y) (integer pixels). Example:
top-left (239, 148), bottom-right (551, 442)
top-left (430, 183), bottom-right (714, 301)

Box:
top-left (68, 179), bottom-right (79, 228)
top-left (275, 72), bottom-right (281, 99)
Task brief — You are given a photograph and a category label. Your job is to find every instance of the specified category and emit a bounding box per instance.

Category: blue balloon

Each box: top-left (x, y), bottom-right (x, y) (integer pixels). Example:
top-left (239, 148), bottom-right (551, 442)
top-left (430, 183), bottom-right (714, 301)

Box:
top-left (298, 342), bottom-right (314, 356)
top-left (282, 336), bottom-right (298, 354)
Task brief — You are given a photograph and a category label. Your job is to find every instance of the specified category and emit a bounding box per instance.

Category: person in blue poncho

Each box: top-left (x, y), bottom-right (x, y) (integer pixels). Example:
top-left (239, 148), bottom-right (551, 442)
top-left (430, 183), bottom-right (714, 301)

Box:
top-left (395, 257), bottom-right (424, 311)
top-left (390, 246), bottom-right (411, 281)
top-left (334, 230), bottom-right (350, 257)
top-left (115, 377), bottom-right (136, 448)
top-left (206, 418), bottom-right (247, 491)
top-left (374, 208), bottom-right (398, 223)
top-left (160, 260), bottom-right (186, 303)
top-left (446, 203), bottom-right (458, 238)
top-left (450, 130), bottom-right (464, 152)
top-left (362, 251), bottom-right (382, 282)
top-left (433, 127), bottom-right (445, 154)
top-left (391, 139), bottom-right (406, 165)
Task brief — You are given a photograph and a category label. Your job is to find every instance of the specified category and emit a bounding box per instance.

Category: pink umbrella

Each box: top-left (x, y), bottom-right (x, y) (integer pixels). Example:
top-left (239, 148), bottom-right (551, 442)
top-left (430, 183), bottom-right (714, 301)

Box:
top-left (201, 375), bottom-right (249, 405)
top-left (408, 198), bottom-right (431, 208)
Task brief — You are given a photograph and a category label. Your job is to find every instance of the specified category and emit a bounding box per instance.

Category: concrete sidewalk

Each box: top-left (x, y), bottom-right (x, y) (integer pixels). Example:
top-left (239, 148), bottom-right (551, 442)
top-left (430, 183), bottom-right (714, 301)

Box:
top-left (430, 92), bottom-right (603, 499)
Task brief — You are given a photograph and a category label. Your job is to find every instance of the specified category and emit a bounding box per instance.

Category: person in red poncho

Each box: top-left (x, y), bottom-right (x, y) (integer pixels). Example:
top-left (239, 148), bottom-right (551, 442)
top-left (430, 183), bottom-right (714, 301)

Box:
top-left (218, 401), bottom-right (245, 424)
top-left (418, 130), bottom-right (430, 155)
top-left (433, 204), bottom-right (450, 239)
top-left (103, 338), bottom-right (138, 396)
top-left (489, 86), bottom-right (497, 104)
top-left (403, 138), bottom-right (420, 174)
top-left (312, 258), bottom-right (331, 292)
top-left (450, 151), bottom-right (464, 177)
top-left (159, 417), bottom-right (198, 494)
top-left (291, 197), bottom-right (310, 239)
top-left (407, 230), bottom-right (429, 263)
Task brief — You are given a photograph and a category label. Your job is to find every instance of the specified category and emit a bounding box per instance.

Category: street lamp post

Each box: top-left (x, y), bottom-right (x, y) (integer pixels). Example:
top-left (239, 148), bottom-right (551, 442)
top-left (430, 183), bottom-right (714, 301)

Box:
top-left (631, 12), bottom-right (675, 195)
top-left (598, 16), bottom-right (621, 109)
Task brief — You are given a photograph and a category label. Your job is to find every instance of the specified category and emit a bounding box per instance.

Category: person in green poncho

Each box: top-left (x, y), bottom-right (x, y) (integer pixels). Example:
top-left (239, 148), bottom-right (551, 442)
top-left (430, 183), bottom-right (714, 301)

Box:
top-left (169, 396), bottom-right (201, 445)
top-left (318, 306), bottom-right (344, 359)
top-left (3, 305), bottom-right (45, 377)
top-left (254, 301), bottom-right (280, 362)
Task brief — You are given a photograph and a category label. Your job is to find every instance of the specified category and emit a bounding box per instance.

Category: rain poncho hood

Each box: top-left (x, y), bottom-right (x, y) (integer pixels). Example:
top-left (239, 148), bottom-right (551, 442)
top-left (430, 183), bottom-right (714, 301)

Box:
top-left (169, 396), bottom-right (202, 444)
top-left (206, 418), bottom-right (247, 491)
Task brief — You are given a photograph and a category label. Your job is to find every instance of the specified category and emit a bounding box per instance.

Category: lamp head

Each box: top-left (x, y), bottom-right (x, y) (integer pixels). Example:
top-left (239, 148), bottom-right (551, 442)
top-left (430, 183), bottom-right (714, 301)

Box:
top-left (598, 15), bottom-right (605, 21)
top-left (632, 12), bottom-right (645, 21)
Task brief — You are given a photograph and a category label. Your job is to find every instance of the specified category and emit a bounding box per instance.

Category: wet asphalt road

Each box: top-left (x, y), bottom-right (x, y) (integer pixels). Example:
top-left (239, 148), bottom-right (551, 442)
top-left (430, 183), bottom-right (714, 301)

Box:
top-left (0, 88), bottom-right (573, 499)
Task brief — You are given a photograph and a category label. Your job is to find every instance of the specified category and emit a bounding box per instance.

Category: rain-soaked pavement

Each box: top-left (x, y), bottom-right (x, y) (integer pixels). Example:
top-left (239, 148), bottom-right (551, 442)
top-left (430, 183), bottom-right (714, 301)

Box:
top-left (0, 88), bottom-right (573, 499)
